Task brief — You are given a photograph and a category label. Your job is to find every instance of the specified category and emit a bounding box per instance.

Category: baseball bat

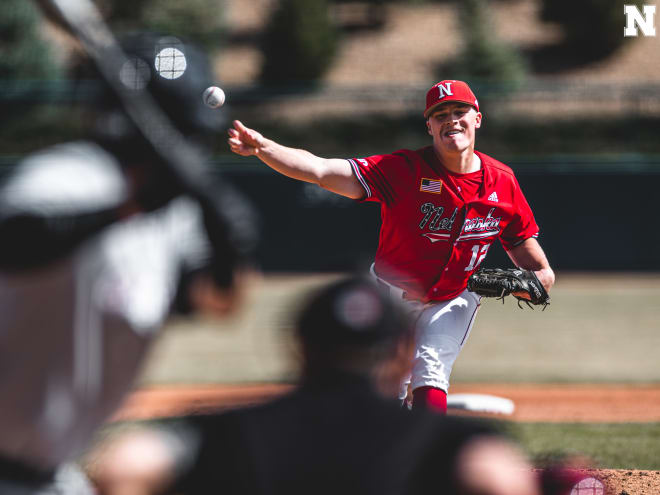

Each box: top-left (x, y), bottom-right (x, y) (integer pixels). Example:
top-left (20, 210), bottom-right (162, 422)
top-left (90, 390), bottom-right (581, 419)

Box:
top-left (32, 0), bottom-right (257, 283)
top-left (33, 0), bottom-right (212, 201)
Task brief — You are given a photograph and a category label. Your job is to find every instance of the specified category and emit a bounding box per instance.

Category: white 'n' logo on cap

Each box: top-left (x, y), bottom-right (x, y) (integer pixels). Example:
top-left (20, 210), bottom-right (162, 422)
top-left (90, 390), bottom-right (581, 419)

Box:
top-left (437, 82), bottom-right (453, 98)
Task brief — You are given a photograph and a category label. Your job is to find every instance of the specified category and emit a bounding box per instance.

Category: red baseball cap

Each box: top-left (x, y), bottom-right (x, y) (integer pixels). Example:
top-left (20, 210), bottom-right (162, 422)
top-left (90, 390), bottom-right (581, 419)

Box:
top-left (424, 80), bottom-right (479, 118)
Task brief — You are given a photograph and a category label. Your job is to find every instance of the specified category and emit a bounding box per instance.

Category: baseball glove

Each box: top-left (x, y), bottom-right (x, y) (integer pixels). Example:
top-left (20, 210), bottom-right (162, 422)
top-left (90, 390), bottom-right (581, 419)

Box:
top-left (467, 268), bottom-right (550, 309)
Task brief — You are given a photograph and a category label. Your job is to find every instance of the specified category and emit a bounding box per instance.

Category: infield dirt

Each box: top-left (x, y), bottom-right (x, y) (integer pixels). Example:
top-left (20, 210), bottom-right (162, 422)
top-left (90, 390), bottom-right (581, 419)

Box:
top-left (115, 383), bottom-right (660, 423)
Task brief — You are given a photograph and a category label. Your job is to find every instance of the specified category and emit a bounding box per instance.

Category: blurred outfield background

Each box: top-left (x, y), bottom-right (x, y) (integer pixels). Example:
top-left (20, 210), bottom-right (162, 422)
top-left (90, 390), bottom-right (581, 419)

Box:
top-left (142, 272), bottom-right (660, 386)
top-left (2, 0), bottom-right (660, 388)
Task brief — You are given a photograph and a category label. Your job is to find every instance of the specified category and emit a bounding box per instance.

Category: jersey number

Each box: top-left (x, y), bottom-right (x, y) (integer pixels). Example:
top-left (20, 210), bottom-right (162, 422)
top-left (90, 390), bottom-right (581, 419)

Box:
top-left (465, 243), bottom-right (491, 271)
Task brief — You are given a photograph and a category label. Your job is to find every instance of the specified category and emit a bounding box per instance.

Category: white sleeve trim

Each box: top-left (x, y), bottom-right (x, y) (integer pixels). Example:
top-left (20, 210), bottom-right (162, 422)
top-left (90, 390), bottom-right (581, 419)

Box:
top-left (348, 159), bottom-right (372, 199)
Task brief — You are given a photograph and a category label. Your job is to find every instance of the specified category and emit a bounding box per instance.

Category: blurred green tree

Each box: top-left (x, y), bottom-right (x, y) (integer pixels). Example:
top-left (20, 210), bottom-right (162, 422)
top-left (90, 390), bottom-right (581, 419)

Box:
top-left (440, 0), bottom-right (527, 86)
top-left (100, 0), bottom-right (226, 48)
top-left (540, 0), bottom-right (644, 59)
top-left (330, 0), bottom-right (388, 29)
top-left (0, 0), bottom-right (61, 79)
top-left (260, 0), bottom-right (339, 85)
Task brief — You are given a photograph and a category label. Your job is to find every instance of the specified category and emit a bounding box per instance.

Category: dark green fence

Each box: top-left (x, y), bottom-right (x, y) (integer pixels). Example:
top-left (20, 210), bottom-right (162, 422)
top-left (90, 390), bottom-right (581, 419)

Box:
top-left (1, 155), bottom-right (658, 271)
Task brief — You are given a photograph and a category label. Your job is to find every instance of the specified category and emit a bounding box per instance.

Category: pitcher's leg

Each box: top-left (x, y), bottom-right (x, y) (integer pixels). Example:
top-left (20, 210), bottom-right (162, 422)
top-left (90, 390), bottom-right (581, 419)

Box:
top-left (410, 290), bottom-right (481, 412)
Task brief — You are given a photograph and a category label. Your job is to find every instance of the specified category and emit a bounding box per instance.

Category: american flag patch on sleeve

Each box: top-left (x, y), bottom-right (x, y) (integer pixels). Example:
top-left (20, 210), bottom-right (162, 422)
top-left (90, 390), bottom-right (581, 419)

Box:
top-left (420, 178), bottom-right (443, 194)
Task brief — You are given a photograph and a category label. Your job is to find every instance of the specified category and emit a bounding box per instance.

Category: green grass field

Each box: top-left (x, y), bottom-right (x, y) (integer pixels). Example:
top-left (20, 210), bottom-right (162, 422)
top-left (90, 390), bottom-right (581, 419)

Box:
top-left (509, 422), bottom-right (660, 470)
top-left (142, 272), bottom-right (660, 385)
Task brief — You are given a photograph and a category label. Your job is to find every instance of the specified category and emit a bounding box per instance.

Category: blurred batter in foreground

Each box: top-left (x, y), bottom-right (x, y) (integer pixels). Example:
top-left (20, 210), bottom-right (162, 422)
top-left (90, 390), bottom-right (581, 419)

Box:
top-left (0, 32), bottom-right (256, 494)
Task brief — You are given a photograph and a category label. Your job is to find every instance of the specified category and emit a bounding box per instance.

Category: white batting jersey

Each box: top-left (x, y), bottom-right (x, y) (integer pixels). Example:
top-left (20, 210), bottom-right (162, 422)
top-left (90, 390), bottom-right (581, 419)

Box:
top-left (0, 142), bottom-right (211, 471)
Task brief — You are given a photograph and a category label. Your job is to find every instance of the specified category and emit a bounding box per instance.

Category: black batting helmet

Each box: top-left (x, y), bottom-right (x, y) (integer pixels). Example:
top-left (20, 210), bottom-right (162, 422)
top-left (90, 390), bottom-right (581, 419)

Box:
top-left (89, 32), bottom-right (225, 144)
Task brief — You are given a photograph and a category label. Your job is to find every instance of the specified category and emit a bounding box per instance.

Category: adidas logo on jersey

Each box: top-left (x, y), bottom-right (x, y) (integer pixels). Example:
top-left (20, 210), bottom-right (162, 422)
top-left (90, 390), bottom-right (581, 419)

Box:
top-left (487, 192), bottom-right (499, 202)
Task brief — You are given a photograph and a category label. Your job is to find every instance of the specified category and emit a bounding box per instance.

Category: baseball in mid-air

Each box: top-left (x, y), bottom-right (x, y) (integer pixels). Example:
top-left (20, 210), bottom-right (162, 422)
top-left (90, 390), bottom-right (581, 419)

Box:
top-left (203, 86), bottom-right (225, 108)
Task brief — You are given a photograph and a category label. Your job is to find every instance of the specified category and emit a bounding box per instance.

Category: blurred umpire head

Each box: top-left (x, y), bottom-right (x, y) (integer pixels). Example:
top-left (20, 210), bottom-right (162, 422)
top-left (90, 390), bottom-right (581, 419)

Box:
top-left (296, 276), bottom-right (415, 395)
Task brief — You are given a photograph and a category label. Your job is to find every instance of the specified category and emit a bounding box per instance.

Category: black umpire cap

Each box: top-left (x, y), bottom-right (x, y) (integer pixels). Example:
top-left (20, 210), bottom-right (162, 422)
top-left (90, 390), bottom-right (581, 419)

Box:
top-left (297, 276), bottom-right (413, 348)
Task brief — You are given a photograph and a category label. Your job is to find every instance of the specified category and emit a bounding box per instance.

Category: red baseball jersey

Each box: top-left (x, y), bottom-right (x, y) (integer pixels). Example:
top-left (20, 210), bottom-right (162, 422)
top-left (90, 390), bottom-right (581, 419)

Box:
top-left (348, 146), bottom-right (539, 302)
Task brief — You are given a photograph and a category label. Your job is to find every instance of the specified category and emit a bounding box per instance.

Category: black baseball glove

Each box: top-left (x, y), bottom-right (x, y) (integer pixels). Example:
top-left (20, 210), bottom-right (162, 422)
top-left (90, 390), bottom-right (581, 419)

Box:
top-left (467, 268), bottom-right (550, 309)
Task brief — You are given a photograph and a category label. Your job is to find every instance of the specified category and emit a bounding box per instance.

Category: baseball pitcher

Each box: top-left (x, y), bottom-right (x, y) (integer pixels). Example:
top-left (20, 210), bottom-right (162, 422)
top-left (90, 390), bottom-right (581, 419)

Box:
top-left (228, 80), bottom-right (554, 413)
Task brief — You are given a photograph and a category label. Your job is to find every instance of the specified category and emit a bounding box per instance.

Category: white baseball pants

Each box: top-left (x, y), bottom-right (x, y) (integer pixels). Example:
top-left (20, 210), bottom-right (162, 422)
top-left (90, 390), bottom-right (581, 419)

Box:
top-left (399, 290), bottom-right (481, 399)
top-left (369, 266), bottom-right (482, 399)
